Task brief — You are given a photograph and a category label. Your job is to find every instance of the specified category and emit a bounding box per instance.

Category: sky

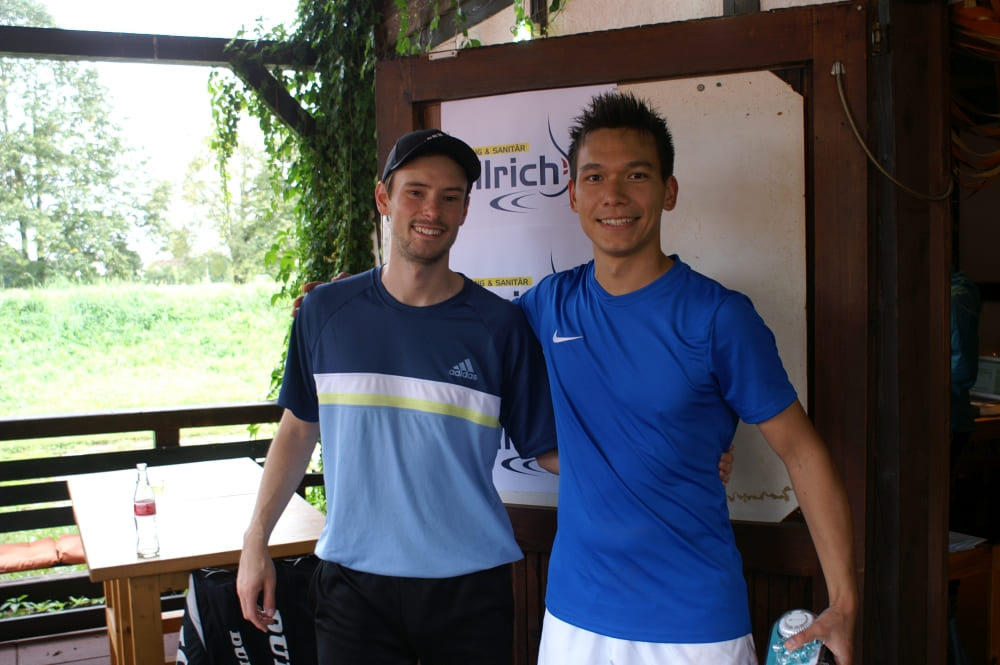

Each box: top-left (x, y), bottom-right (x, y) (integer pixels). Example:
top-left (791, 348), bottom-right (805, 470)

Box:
top-left (39, 0), bottom-right (297, 39)
top-left (34, 1), bottom-right (300, 260)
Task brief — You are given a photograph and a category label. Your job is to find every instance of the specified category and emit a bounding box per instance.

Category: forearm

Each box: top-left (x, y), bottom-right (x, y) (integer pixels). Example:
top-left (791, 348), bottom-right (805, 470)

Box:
top-left (244, 409), bottom-right (319, 548)
top-left (761, 403), bottom-right (857, 605)
top-left (787, 446), bottom-right (858, 611)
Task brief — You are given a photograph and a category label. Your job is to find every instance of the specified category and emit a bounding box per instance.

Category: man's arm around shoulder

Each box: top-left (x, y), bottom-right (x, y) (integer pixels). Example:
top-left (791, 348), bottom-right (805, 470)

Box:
top-left (535, 449), bottom-right (559, 474)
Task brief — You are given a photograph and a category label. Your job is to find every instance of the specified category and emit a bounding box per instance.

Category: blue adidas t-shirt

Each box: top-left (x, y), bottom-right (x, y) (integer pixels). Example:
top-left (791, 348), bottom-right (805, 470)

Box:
top-left (281, 268), bottom-right (557, 578)
top-left (517, 257), bottom-right (797, 643)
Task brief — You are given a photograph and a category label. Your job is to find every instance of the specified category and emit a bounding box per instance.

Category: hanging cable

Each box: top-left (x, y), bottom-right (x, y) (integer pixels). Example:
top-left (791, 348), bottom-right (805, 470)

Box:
top-left (832, 61), bottom-right (954, 202)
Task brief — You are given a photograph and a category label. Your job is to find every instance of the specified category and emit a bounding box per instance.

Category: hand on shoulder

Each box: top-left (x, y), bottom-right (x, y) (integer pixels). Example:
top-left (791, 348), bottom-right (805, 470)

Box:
top-left (291, 272), bottom-right (352, 317)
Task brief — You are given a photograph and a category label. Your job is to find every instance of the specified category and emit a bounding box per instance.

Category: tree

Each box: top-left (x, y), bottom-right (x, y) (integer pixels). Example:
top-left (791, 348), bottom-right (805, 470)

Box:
top-left (0, 0), bottom-right (169, 286)
top-left (181, 139), bottom-right (295, 284)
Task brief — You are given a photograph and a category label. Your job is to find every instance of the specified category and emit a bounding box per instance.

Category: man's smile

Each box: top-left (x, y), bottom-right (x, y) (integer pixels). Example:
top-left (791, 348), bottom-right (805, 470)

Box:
top-left (598, 216), bottom-right (638, 227)
top-left (413, 224), bottom-right (444, 236)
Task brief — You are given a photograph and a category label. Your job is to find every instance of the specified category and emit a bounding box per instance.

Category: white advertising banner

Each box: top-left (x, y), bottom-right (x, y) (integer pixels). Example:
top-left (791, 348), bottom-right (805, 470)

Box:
top-left (441, 76), bottom-right (806, 522)
top-left (442, 84), bottom-right (614, 505)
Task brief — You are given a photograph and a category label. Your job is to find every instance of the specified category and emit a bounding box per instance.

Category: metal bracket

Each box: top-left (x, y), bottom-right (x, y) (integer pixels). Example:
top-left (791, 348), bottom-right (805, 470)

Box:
top-left (871, 19), bottom-right (889, 56)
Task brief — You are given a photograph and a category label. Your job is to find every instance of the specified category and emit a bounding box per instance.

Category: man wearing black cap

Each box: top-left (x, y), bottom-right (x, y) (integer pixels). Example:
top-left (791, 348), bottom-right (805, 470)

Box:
top-left (236, 129), bottom-right (559, 665)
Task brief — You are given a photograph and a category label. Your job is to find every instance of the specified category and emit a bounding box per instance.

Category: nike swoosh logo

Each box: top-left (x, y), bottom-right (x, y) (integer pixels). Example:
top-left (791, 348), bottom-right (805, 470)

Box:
top-left (552, 330), bottom-right (583, 344)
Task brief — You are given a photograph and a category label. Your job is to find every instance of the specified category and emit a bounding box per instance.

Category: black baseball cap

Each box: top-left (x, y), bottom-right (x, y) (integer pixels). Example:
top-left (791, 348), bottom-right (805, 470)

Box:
top-left (381, 129), bottom-right (482, 187)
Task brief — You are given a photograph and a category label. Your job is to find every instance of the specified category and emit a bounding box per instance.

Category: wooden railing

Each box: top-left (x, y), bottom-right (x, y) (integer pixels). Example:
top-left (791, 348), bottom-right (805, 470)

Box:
top-left (0, 402), bottom-right (291, 641)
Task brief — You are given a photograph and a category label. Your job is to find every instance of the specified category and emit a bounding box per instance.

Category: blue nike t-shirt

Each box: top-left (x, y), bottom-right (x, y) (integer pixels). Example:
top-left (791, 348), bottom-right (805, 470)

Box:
top-left (517, 257), bottom-right (796, 643)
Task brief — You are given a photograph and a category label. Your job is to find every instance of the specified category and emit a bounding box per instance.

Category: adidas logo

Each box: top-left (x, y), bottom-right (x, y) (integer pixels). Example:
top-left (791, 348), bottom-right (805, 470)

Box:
top-left (448, 358), bottom-right (479, 381)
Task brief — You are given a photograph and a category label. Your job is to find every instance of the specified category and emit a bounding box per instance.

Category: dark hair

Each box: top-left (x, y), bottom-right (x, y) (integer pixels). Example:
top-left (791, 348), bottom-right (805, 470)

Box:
top-left (567, 91), bottom-right (675, 181)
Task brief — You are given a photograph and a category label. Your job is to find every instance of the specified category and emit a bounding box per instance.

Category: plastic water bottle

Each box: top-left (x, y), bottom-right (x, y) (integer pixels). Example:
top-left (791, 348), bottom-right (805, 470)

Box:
top-left (134, 463), bottom-right (160, 558)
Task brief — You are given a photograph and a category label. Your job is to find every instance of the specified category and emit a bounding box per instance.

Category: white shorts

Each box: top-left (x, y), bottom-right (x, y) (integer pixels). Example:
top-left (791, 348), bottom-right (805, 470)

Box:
top-left (537, 609), bottom-right (758, 665)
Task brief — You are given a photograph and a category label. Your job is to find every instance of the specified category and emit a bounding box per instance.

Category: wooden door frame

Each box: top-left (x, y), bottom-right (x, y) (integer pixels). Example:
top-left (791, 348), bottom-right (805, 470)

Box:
top-left (375, 3), bottom-right (872, 661)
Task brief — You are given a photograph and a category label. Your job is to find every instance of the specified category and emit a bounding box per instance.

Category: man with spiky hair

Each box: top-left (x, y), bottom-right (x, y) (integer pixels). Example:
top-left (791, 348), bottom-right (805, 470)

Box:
top-left (518, 91), bottom-right (858, 665)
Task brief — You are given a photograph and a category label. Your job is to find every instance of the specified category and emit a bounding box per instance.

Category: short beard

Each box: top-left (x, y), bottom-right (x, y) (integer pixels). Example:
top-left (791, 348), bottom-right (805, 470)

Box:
top-left (392, 234), bottom-right (453, 266)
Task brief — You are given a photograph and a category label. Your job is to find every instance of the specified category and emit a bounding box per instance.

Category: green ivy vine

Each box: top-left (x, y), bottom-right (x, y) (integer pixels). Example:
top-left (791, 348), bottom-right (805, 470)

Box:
top-left (209, 0), bottom-right (379, 398)
top-left (210, 1), bottom-right (379, 293)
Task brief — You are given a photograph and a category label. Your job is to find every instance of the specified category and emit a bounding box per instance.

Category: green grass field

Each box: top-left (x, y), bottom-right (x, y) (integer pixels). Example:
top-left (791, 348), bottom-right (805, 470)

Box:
top-left (1, 280), bottom-right (291, 458)
top-left (2, 280), bottom-right (290, 415)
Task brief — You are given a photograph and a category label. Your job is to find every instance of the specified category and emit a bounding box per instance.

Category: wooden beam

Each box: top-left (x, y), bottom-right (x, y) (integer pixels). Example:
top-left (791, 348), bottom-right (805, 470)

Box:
top-left (425, 0), bottom-right (512, 48)
top-left (0, 25), bottom-right (319, 140)
top-left (230, 57), bottom-right (317, 138)
top-left (724, 0), bottom-right (761, 16)
top-left (809, 0), bottom-right (870, 617)
top-left (0, 401), bottom-right (282, 441)
top-left (375, 0), bottom-right (513, 57)
top-left (868, 2), bottom-right (953, 664)
top-left (376, 8), bottom-right (816, 168)
top-left (0, 25), bottom-right (311, 68)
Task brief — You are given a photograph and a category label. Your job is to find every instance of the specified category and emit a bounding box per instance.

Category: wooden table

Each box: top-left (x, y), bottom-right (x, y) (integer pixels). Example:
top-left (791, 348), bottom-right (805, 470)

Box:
top-left (68, 457), bottom-right (325, 665)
